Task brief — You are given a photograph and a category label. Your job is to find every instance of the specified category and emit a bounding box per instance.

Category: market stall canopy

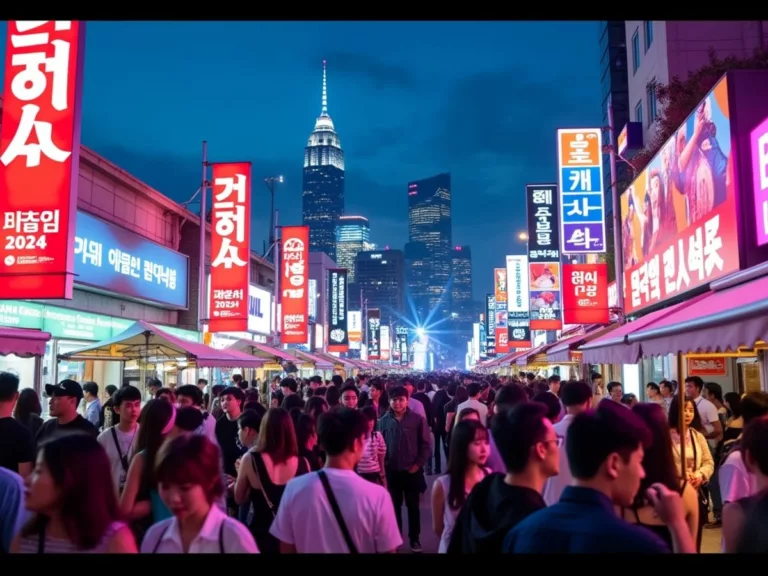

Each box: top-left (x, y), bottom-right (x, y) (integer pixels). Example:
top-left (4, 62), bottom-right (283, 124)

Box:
top-left (230, 340), bottom-right (295, 363)
top-left (284, 348), bottom-right (334, 369)
top-left (547, 324), bottom-right (619, 363)
top-left (499, 349), bottom-right (530, 367)
top-left (0, 327), bottom-right (51, 358)
top-left (314, 352), bottom-right (357, 370)
top-left (626, 272), bottom-right (768, 356)
top-left (579, 293), bottom-right (710, 365)
top-left (58, 321), bottom-right (264, 368)
top-left (516, 343), bottom-right (554, 367)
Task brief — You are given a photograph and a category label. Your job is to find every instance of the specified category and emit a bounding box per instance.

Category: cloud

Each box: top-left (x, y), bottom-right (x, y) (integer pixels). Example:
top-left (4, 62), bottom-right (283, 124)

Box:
top-left (322, 51), bottom-right (416, 90)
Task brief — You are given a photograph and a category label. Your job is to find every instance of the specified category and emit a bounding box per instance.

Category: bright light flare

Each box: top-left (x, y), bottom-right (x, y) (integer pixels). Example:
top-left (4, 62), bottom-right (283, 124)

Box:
top-left (416, 327), bottom-right (426, 337)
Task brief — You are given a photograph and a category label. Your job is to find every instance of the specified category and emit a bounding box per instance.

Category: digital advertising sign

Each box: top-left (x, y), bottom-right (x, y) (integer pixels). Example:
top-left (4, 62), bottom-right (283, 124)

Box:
top-left (367, 308), bottom-right (381, 360)
top-left (562, 263), bottom-right (609, 325)
top-left (506, 255), bottom-right (531, 348)
top-left (281, 226), bottom-right (310, 344)
top-left (328, 268), bottom-right (348, 352)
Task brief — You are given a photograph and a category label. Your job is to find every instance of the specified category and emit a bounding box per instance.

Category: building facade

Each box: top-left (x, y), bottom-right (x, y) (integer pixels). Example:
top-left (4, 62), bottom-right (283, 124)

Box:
top-left (302, 61), bottom-right (345, 261)
top-left (309, 251), bottom-right (338, 352)
top-left (625, 21), bottom-right (768, 148)
top-left (355, 249), bottom-right (405, 327)
top-left (335, 215), bottom-right (372, 282)
top-left (451, 245), bottom-right (473, 324)
top-left (406, 173), bottom-right (452, 325)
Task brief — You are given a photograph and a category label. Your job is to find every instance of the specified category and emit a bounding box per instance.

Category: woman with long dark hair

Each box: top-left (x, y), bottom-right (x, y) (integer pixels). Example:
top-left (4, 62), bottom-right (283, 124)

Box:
top-left (617, 403), bottom-right (698, 552)
top-left (13, 388), bottom-right (43, 439)
top-left (431, 420), bottom-right (490, 553)
top-left (119, 399), bottom-right (176, 538)
top-left (12, 434), bottom-right (137, 553)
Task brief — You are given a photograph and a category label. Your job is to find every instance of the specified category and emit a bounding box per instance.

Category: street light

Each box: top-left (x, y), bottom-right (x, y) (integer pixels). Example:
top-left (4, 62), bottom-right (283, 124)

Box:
top-left (517, 232), bottom-right (529, 242)
top-left (264, 175), bottom-right (283, 259)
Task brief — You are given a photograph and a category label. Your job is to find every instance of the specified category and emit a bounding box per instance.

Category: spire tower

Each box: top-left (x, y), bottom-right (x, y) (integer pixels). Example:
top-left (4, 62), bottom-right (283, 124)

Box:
top-left (321, 59), bottom-right (328, 116)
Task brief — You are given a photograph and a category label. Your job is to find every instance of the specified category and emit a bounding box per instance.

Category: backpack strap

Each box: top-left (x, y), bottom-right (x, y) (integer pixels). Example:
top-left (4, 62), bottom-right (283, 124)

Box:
top-left (317, 471), bottom-right (358, 554)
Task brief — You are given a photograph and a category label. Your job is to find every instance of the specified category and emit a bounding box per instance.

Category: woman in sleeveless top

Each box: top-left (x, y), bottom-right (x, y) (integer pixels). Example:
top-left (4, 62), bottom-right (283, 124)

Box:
top-left (432, 420), bottom-right (490, 553)
top-left (12, 434), bottom-right (136, 553)
top-left (617, 404), bottom-right (699, 552)
top-left (234, 408), bottom-right (310, 553)
top-left (120, 400), bottom-right (176, 538)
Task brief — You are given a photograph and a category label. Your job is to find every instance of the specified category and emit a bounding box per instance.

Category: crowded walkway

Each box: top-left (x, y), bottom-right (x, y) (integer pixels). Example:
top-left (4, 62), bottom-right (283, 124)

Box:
top-left (0, 370), bottom-right (765, 554)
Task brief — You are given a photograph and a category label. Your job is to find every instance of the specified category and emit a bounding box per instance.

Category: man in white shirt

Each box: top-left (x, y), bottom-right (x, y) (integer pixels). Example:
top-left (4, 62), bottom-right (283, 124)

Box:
top-left (270, 407), bottom-right (402, 553)
top-left (455, 382), bottom-right (488, 427)
top-left (97, 385), bottom-right (142, 495)
top-left (402, 378), bottom-right (427, 421)
top-left (543, 380), bottom-right (593, 506)
top-left (685, 376), bottom-right (722, 451)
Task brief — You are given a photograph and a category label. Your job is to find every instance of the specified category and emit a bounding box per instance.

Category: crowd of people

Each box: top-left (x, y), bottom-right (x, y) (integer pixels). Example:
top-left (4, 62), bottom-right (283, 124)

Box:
top-left (0, 368), bottom-right (767, 554)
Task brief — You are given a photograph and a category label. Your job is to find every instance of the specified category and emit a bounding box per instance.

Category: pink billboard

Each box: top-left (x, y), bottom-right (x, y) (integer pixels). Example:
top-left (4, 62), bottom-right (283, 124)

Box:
top-left (751, 116), bottom-right (768, 247)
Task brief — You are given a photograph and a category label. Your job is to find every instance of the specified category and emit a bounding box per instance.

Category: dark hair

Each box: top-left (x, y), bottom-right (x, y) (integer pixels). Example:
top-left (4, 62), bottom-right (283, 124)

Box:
top-left (446, 383), bottom-right (458, 396)
top-left (280, 378), bottom-right (298, 393)
top-left (453, 386), bottom-right (469, 405)
top-left (105, 385), bottom-right (118, 397)
top-left (256, 408), bottom-right (298, 465)
top-left (148, 378), bottom-right (162, 390)
top-left (238, 409), bottom-right (263, 433)
top-left (492, 402), bottom-right (549, 473)
top-left (446, 420), bottom-right (488, 509)
top-left (684, 376), bottom-right (704, 391)
top-left (466, 382), bottom-right (481, 397)
top-left (176, 384), bottom-right (204, 407)
top-left (742, 415), bottom-right (768, 476)
top-left (220, 385), bottom-right (245, 402)
top-left (561, 380), bottom-right (592, 407)
top-left (646, 382), bottom-right (661, 395)
top-left (326, 385), bottom-right (340, 407)
top-left (523, 385), bottom-right (535, 400)
top-left (331, 374), bottom-right (344, 387)
top-left (82, 381), bottom-right (99, 397)
top-left (281, 393), bottom-right (305, 412)
top-left (494, 384), bottom-right (527, 412)
top-left (304, 396), bottom-right (329, 420)
top-left (174, 406), bottom-right (205, 432)
top-left (631, 403), bottom-right (680, 508)
top-left (567, 402), bottom-right (651, 480)
top-left (360, 405), bottom-right (378, 424)
top-left (340, 383), bottom-right (359, 398)
top-left (660, 380), bottom-right (674, 394)
top-left (0, 371), bottom-right (21, 402)
top-left (607, 381), bottom-right (622, 393)
top-left (295, 413), bottom-right (316, 449)
top-left (155, 387), bottom-right (176, 403)
top-left (14, 387), bottom-right (42, 424)
top-left (621, 393), bottom-right (637, 406)
top-left (741, 392), bottom-right (768, 425)
top-left (114, 385), bottom-right (142, 406)
top-left (724, 392), bottom-right (742, 419)
top-left (23, 434), bottom-right (122, 550)
top-left (136, 399), bottom-right (175, 491)
top-left (388, 385), bottom-right (408, 400)
top-left (155, 434), bottom-right (224, 505)
top-left (211, 384), bottom-right (226, 397)
top-left (668, 395), bottom-right (703, 433)
top-left (704, 382), bottom-right (723, 403)
top-left (317, 407), bottom-right (368, 457)
top-left (548, 374), bottom-right (561, 384)
top-left (534, 382), bottom-right (549, 395)
top-left (533, 392), bottom-right (561, 422)
top-left (457, 407), bottom-right (480, 422)
top-left (313, 386), bottom-right (327, 398)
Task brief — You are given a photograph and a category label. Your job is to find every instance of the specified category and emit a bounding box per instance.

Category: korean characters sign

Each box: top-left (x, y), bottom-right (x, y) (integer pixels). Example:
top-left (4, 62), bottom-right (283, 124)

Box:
top-left (280, 226), bottom-right (309, 344)
top-left (506, 255), bottom-right (532, 347)
top-left (562, 263), bottom-right (609, 325)
top-left (526, 184), bottom-right (560, 262)
top-left (620, 77), bottom-right (739, 315)
top-left (529, 261), bottom-right (563, 331)
top-left (396, 326), bottom-right (409, 366)
top-left (686, 356), bottom-right (727, 377)
top-left (557, 128), bottom-right (607, 254)
top-left (0, 21), bottom-right (86, 300)
top-left (328, 268), bottom-right (348, 352)
top-left (751, 115), bottom-right (768, 246)
top-left (367, 308), bottom-right (381, 360)
top-left (348, 310), bottom-right (362, 350)
top-left (494, 267), bottom-right (509, 353)
top-left (485, 293), bottom-right (496, 356)
top-left (208, 162), bottom-right (251, 333)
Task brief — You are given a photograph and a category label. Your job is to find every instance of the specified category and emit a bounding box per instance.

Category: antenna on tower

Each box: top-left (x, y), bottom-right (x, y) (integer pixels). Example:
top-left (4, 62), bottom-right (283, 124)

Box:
top-left (321, 59), bottom-right (328, 116)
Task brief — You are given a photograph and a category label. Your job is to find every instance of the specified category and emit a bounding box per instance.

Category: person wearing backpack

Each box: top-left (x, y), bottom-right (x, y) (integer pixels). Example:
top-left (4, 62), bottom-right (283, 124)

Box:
top-left (269, 408), bottom-right (402, 553)
top-left (97, 385), bottom-right (142, 495)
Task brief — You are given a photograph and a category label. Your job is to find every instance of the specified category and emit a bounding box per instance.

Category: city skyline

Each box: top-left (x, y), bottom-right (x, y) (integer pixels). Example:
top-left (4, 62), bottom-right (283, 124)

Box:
top-left (0, 21), bottom-right (602, 301)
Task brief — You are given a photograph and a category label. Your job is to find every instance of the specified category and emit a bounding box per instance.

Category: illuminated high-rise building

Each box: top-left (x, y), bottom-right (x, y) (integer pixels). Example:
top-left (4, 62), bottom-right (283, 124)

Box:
top-left (355, 249), bottom-right (405, 326)
top-left (335, 216), bottom-right (373, 282)
top-left (406, 173), bottom-right (452, 324)
top-left (451, 245), bottom-right (473, 324)
top-left (303, 60), bottom-right (345, 261)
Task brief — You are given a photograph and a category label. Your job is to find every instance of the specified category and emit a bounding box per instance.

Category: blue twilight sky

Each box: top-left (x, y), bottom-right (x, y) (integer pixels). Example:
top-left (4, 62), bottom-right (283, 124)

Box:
top-left (0, 21), bottom-right (602, 302)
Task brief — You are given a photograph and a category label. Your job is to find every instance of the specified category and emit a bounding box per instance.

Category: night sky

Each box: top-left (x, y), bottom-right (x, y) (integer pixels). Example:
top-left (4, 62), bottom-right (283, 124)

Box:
top-left (0, 21), bottom-right (602, 301)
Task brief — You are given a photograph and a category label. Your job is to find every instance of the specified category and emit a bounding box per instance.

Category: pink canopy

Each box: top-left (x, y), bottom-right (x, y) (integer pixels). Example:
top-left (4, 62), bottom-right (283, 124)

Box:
top-left (0, 327), bottom-right (51, 358)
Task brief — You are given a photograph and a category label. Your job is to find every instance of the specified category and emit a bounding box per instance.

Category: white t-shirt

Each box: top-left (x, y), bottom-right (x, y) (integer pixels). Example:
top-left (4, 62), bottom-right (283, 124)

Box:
top-left (719, 447), bottom-right (756, 552)
top-left (455, 398), bottom-right (488, 427)
top-left (694, 396), bottom-right (719, 437)
top-left (141, 504), bottom-right (258, 553)
top-left (269, 468), bottom-right (403, 553)
top-left (97, 425), bottom-right (139, 494)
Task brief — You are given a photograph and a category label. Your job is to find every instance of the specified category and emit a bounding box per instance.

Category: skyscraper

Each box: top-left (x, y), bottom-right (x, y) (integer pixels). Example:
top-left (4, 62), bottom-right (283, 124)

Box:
top-left (451, 245), bottom-right (473, 324)
top-left (336, 215), bottom-right (373, 282)
top-left (406, 173), bottom-right (452, 325)
top-left (355, 249), bottom-right (405, 326)
top-left (303, 60), bottom-right (345, 261)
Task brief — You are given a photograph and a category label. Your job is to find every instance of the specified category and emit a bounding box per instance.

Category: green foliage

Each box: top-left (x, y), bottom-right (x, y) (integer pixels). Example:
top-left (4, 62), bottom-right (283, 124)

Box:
top-left (630, 46), bottom-right (768, 173)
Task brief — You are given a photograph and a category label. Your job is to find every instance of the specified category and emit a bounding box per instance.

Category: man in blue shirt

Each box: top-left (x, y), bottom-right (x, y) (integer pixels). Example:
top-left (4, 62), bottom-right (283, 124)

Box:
top-left (503, 401), bottom-right (695, 553)
top-left (0, 466), bottom-right (27, 553)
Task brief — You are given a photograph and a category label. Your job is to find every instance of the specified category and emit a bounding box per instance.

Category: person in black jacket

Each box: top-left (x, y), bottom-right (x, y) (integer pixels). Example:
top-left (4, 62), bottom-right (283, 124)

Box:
top-left (431, 379), bottom-right (452, 475)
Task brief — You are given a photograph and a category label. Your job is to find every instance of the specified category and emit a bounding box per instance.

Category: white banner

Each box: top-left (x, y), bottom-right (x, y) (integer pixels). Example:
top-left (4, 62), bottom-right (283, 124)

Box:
top-left (505, 255), bottom-right (530, 315)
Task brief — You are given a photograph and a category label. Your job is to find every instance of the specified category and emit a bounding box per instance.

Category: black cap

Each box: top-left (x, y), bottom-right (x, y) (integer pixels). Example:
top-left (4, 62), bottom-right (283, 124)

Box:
top-left (45, 379), bottom-right (84, 401)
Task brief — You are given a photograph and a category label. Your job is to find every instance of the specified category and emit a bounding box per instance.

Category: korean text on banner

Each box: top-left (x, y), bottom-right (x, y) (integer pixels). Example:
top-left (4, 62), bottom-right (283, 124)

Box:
top-left (751, 115), bottom-right (768, 247)
top-left (485, 293), bottom-right (496, 355)
top-left (281, 226), bottom-right (309, 344)
top-left (328, 268), bottom-right (348, 352)
top-left (494, 267), bottom-right (509, 353)
top-left (208, 162), bottom-right (251, 333)
top-left (367, 308), bottom-right (381, 360)
top-left (620, 77), bottom-right (738, 315)
top-left (562, 263), bottom-right (609, 325)
top-left (557, 128), bottom-right (606, 254)
top-left (0, 21), bottom-right (86, 300)
top-left (506, 255), bottom-right (532, 347)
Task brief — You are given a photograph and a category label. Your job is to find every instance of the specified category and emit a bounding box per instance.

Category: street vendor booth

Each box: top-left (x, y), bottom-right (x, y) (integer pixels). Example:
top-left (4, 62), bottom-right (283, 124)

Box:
top-left (0, 327), bottom-right (52, 393)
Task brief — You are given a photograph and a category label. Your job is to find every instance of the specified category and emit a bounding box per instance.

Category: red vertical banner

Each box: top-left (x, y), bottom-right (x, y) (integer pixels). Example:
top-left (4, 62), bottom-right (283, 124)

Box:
top-left (562, 263), bottom-right (609, 325)
top-left (280, 226), bottom-right (309, 344)
top-left (208, 162), bottom-right (251, 333)
top-left (0, 21), bottom-right (86, 300)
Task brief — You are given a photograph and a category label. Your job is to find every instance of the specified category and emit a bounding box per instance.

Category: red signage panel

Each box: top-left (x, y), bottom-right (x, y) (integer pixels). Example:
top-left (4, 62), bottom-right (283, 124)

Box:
top-left (0, 21), bottom-right (86, 300)
top-left (208, 162), bottom-right (251, 333)
top-left (562, 263), bottom-right (609, 325)
top-left (280, 225), bottom-right (309, 344)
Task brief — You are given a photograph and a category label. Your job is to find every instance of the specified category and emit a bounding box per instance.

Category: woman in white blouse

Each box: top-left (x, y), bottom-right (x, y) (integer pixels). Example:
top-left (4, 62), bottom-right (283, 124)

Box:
top-left (140, 434), bottom-right (258, 554)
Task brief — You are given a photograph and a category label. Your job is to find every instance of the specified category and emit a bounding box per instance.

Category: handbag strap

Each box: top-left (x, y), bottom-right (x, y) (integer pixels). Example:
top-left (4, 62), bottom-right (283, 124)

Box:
top-left (250, 451), bottom-right (277, 517)
top-left (111, 426), bottom-right (130, 473)
top-left (317, 470), bottom-right (358, 554)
